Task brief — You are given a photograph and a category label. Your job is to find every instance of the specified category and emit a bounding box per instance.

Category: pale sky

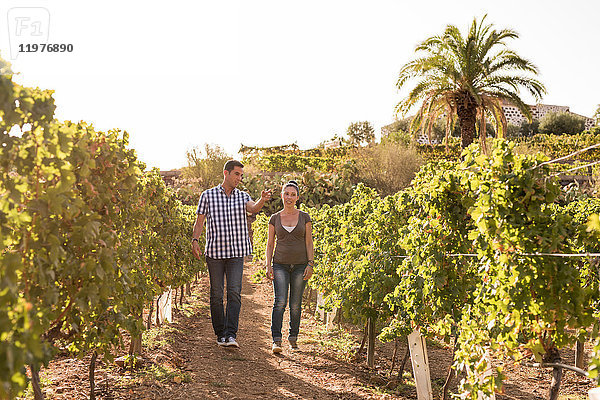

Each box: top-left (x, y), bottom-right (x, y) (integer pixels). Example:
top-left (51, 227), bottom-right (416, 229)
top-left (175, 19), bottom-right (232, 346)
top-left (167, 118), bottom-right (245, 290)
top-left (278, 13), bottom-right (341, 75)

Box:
top-left (1, 0), bottom-right (598, 170)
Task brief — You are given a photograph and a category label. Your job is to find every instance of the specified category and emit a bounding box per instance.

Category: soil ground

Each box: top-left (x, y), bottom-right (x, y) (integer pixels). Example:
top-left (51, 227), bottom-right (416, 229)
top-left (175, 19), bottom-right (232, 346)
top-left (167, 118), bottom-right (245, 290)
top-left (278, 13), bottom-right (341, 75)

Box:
top-left (23, 261), bottom-right (596, 400)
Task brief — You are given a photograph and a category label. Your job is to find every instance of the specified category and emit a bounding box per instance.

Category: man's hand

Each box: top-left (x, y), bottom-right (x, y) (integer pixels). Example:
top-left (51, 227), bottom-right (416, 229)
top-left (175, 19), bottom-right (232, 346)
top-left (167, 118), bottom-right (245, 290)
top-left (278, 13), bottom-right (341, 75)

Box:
top-left (247, 189), bottom-right (273, 214)
top-left (261, 189), bottom-right (272, 202)
top-left (192, 241), bottom-right (203, 260)
top-left (266, 265), bottom-right (274, 280)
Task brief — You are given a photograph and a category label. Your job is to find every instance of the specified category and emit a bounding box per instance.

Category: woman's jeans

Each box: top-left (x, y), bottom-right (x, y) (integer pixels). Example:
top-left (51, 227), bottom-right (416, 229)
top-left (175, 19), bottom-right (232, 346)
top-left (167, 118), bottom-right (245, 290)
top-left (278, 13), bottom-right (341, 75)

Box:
top-left (271, 263), bottom-right (307, 342)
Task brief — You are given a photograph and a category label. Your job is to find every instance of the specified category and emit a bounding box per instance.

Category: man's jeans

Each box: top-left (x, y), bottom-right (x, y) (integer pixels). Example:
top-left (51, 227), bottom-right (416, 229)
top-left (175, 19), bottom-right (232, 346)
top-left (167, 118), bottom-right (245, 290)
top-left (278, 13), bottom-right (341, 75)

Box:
top-left (206, 256), bottom-right (244, 339)
top-left (271, 263), bottom-right (307, 342)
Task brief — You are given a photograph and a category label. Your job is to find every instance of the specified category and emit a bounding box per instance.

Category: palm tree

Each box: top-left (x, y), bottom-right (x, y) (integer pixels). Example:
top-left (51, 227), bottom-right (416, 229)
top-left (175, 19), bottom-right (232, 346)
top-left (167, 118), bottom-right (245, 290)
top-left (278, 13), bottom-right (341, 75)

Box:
top-left (396, 16), bottom-right (546, 148)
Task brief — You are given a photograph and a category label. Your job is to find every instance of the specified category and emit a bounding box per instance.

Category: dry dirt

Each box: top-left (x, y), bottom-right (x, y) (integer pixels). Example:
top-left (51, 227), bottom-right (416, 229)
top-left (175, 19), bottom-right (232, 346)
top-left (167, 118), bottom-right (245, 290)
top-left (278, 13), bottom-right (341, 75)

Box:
top-left (27, 262), bottom-right (596, 400)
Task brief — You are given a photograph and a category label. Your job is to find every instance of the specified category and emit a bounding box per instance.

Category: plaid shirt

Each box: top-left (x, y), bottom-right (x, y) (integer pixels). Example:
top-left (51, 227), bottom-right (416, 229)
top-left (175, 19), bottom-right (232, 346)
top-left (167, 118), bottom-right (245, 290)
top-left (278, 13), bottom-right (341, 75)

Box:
top-left (196, 185), bottom-right (252, 259)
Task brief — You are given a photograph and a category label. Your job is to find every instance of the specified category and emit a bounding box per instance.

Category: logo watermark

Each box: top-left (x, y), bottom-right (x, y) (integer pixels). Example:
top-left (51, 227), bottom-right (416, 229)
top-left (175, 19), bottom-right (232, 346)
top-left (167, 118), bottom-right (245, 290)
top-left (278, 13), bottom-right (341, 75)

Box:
top-left (7, 7), bottom-right (50, 60)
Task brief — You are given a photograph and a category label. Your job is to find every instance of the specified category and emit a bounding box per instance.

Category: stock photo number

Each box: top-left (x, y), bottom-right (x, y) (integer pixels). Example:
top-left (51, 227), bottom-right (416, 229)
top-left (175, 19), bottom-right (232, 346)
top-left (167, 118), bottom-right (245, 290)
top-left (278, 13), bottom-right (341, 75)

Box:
top-left (19, 43), bottom-right (74, 53)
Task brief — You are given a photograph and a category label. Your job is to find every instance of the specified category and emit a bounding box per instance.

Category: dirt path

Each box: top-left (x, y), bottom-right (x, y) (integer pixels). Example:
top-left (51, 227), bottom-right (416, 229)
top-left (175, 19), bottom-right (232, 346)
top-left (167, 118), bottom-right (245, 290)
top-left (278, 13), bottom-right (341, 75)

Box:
top-left (130, 262), bottom-right (391, 400)
top-left (32, 261), bottom-right (595, 400)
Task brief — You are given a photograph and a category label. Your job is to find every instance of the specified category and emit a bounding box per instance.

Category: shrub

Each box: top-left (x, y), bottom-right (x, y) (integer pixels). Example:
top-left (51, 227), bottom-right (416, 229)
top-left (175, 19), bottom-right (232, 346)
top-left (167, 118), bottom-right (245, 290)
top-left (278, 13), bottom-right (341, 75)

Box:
top-left (539, 111), bottom-right (587, 135)
top-left (352, 142), bottom-right (424, 196)
top-left (182, 144), bottom-right (231, 191)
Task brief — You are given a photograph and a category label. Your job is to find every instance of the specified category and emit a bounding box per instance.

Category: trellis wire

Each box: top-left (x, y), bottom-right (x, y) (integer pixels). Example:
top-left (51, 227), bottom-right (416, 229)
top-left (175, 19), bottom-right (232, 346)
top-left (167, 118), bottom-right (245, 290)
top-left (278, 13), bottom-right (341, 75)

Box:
top-left (528, 142), bottom-right (600, 171)
top-left (388, 252), bottom-right (600, 259)
top-left (549, 159), bottom-right (600, 177)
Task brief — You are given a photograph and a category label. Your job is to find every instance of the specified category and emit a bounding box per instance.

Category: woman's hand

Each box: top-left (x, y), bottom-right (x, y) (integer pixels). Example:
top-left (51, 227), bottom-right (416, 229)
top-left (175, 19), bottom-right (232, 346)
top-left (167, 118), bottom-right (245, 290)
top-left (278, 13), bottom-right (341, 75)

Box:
top-left (266, 265), bottom-right (274, 280)
top-left (303, 265), bottom-right (313, 281)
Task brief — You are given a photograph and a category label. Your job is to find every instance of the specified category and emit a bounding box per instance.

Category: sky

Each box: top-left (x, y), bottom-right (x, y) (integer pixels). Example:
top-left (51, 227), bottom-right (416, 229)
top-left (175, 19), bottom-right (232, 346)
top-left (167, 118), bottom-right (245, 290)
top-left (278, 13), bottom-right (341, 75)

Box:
top-left (1, 0), bottom-right (599, 170)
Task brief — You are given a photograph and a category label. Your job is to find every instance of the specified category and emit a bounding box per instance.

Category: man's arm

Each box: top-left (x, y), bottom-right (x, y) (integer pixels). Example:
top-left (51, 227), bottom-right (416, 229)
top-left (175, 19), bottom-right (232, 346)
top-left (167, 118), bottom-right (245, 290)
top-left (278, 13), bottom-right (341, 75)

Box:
top-left (192, 213), bottom-right (205, 260)
top-left (246, 189), bottom-right (272, 214)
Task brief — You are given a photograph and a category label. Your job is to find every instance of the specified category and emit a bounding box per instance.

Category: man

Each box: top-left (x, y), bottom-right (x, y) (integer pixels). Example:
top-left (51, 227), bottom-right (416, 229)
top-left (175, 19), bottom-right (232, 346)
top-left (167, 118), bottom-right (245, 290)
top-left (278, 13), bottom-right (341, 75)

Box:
top-left (192, 160), bottom-right (271, 348)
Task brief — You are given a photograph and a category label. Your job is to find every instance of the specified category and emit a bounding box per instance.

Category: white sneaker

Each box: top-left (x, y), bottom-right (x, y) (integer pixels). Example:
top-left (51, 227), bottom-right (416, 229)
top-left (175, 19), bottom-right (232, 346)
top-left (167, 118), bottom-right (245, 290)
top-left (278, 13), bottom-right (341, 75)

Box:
top-left (224, 336), bottom-right (239, 348)
top-left (217, 337), bottom-right (226, 346)
top-left (272, 341), bottom-right (282, 354)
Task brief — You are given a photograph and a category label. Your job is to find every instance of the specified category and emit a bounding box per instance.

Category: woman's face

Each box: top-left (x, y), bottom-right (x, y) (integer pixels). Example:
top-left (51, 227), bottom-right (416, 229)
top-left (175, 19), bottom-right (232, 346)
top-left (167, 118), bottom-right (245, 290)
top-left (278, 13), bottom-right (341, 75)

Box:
top-left (281, 186), bottom-right (299, 206)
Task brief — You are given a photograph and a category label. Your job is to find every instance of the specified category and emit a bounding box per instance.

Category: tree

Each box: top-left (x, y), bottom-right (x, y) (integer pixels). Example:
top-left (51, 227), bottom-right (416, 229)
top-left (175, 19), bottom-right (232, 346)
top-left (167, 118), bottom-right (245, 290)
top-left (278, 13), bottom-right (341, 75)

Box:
top-left (539, 111), bottom-right (586, 135)
top-left (594, 104), bottom-right (600, 126)
top-left (346, 121), bottom-right (375, 146)
top-left (395, 15), bottom-right (546, 148)
top-left (520, 120), bottom-right (540, 137)
top-left (183, 143), bottom-right (231, 190)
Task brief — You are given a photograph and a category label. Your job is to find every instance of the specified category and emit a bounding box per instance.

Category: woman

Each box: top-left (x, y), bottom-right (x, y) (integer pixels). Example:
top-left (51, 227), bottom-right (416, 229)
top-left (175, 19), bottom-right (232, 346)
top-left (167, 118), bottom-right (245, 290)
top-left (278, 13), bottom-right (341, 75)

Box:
top-left (265, 180), bottom-right (314, 353)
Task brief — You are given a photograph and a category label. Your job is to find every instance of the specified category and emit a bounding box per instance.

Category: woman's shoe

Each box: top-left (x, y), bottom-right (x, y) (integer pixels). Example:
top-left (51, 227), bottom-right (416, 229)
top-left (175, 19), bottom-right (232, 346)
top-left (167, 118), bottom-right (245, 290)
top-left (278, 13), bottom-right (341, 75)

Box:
top-left (289, 339), bottom-right (298, 350)
top-left (272, 341), bottom-right (283, 354)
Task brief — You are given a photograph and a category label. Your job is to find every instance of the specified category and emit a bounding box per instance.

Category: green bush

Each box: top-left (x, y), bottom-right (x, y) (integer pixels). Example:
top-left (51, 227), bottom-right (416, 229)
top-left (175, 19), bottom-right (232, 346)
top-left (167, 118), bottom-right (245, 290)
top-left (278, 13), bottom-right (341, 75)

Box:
top-left (539, 111), bottom-right (587, 135)
top-left (182, 144), bottom-right (231, 191)
top-left (352, 142), bottom-right (424, 196)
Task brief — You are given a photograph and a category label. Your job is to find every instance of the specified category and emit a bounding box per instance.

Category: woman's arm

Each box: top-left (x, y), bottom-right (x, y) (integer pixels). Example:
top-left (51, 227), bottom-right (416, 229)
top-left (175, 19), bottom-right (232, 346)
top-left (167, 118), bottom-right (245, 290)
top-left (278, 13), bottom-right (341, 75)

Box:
top-left (304, 221), bottom-right (314, 280)
top-left (265, 223), bottom-right (276, 280)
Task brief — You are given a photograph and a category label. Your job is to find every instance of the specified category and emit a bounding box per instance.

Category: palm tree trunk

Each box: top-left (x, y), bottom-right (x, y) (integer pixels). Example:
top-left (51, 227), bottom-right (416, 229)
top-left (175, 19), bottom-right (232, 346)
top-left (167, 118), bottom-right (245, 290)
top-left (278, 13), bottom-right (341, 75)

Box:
top-left (459, 112), bottom-right (477, 148)
top-left (456, 93), bottom-right (477, 148)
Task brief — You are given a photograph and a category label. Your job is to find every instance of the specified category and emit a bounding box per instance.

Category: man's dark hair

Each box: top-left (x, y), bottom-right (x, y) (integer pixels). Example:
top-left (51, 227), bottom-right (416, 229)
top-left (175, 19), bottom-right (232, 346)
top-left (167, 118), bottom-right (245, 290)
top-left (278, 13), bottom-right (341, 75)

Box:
top-left (224, 159), bottom-right (244, 172)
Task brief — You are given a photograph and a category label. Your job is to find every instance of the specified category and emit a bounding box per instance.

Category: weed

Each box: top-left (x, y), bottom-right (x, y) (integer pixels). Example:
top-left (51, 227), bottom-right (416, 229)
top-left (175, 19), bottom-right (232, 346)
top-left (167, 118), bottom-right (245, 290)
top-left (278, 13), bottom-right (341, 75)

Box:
top-left (304, 325), bottom-right (357, 361)
top-left (21, 375), bottom-right (54, 400)
top-left (251, 268), bottom-right (266, 283)
top-left (139, 363), bottom-right (190, 384)
top-left (142, 324), bottom-right (179, 350)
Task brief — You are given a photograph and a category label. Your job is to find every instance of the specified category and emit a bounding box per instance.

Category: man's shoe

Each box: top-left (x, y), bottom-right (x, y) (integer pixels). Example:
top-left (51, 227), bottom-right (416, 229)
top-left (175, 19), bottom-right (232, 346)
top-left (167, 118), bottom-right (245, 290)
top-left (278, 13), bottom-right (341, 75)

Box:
top-left (272, 341), bottom-right (283, 354)
top-left (217, 337), bottom-right (226, 346)
top-left (289, 339), bottom-right (299, 350)
top-left (225, 336), bottom-right (239, 348)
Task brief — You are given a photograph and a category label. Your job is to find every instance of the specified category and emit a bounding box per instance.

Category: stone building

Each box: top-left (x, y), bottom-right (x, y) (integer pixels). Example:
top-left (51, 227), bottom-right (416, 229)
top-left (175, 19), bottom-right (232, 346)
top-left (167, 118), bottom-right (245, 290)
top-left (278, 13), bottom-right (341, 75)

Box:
top-left (501, 101), bottom-right (595, 130)
top-left (159, 170), bottom-right (182, 187)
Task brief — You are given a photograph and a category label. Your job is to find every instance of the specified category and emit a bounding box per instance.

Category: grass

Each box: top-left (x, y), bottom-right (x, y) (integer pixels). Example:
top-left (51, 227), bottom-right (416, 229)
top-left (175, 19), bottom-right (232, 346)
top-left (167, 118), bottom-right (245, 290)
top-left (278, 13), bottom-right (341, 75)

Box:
top-left (133, 363), bottom-right (191, 384)
top-left (142, 323), bottom-right (179, 350)
top-left (302, 324), bottom-right (358, 361)
top-left (174, 291), bottom-right (208, 318)
top-left (20, 375), bottom-right (54, 400)
top-left (250, 268), bottom-right (266, 283)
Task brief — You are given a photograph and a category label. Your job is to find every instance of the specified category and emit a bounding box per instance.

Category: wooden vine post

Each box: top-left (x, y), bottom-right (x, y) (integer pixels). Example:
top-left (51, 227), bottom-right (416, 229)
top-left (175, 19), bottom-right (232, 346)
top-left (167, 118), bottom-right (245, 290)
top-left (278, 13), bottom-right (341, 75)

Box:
top-left (89, 351), bottom-right (98, 400)
top-left (477, 350), bottom-right (496, 400)
top-left (367, 316), bottom-right (376, 368)
top-left (157, 288), bottom-right (173, 324)
top-left (408, 329), bottom-right (433, 400)
top-left (575, 340), bottom-right (585, 369)
top-left (316, 292), bottom-right (325, 322)
top-left (589, 387), bottom-right (600, 399)
top-left (326, 307), bottom-right (338, 331)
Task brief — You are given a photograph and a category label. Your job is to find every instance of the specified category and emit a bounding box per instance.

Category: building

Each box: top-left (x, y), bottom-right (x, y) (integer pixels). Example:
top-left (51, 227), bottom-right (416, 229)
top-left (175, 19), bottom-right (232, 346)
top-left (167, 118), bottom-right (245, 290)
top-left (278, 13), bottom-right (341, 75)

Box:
top-left (501, 101), bottom-right (595, 130)
top-left (322, 138), bottom-right (343, 149)
top-left (159, 170), bottom-right (182, 186)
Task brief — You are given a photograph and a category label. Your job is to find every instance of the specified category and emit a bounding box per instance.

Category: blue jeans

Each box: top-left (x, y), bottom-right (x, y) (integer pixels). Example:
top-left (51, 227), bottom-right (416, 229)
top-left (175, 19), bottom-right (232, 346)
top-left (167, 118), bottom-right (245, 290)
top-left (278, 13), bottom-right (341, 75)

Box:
top-left (271, 263), bottom-right (307, 342)
top-left (206, 256), bottom-right (244, 339)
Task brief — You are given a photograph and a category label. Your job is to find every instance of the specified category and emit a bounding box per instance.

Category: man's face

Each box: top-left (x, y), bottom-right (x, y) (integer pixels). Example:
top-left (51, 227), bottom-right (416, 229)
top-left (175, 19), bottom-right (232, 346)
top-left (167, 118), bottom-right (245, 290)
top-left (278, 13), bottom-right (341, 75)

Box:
top-left (224, 166), bottom-right (244, 188)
